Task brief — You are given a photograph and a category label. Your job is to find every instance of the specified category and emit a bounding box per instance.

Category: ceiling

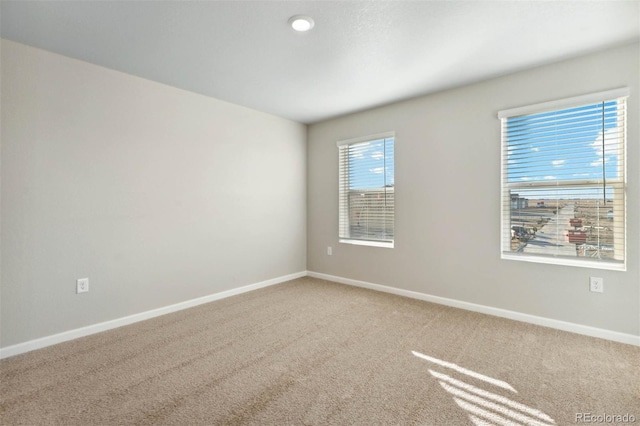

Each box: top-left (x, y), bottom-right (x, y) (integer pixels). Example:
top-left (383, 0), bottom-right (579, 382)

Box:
top-left (2, 1), bottom-right (639, 124)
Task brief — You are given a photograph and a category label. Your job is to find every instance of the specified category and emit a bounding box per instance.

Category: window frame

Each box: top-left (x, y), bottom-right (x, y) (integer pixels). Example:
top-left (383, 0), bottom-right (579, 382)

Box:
top-left (499, 88), bottom-right (628, 271)
top-left (337, 131), bottom-right (395, 249)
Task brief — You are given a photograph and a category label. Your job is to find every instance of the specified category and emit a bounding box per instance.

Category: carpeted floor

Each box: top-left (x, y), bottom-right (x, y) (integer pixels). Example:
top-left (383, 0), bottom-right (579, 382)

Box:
top-left (1, 277), bottom-right (638, 425)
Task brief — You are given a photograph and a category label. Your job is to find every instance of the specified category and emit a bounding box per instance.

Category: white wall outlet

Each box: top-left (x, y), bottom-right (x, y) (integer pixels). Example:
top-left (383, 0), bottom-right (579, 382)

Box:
top-left (589, 277), bottom-right (603, 293)
top-left (77, 278), bottom-right (89, 294)
top-left (327, 246), bottom-right (333, 256)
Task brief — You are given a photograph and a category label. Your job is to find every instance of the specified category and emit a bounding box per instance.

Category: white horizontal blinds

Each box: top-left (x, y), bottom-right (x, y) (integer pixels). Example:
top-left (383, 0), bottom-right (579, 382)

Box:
top-left (501, 93), bottom-right (626, 266)
top-left (338, 145), bottom-right (350, 240)
top-left (338, 135), bottom-right (394, 243)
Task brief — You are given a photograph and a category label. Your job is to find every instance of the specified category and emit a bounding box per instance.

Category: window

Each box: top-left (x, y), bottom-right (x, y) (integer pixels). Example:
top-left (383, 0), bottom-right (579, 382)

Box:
top-left (500, 88), bottom-right (628, 270)
top-left (337, 132), bottom-right (395, 248)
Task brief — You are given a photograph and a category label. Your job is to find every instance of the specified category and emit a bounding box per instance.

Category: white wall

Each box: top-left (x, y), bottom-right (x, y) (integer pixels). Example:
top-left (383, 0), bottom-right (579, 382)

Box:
top-left (1, 40), bottom-right (307, 348)
top-left (308, 42), bottom-right (639, 337)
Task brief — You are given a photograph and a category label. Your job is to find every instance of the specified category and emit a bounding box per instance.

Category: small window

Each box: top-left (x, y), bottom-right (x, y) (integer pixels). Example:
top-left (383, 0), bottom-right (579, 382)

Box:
top-left (337, 132), bottom-right (395, 248)
top-left (499, 89), bottom-right (628, 270)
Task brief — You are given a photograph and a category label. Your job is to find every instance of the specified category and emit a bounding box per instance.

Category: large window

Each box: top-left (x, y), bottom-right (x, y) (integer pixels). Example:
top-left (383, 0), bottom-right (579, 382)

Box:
top-left (338, 132), bottom-right (395, 248)
top-left (500, 89), bottom-right (628, 270)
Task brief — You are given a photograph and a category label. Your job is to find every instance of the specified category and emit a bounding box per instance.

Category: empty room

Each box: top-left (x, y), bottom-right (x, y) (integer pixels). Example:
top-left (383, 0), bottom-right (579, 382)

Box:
top-left (1, 1), bottom-right (639, 425)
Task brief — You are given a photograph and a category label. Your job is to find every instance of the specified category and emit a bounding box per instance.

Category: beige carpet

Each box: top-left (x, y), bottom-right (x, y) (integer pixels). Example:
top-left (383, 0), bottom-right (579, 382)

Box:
top-left (1, 277), bottom-right (638, 425)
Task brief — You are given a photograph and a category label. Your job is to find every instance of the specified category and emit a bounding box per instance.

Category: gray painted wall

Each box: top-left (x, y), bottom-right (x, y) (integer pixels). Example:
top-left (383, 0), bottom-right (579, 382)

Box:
top-left (2, 39), bottom-right (638, 350)
top-left (308, 42), bottom-right (639, 336)
top-left (1, 40), bottom-right (307, 348)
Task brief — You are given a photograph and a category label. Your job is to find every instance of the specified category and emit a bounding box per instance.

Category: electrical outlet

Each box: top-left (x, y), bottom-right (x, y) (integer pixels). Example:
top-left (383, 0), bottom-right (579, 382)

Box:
top-left (327, 246), bottom-right (333, 256)
top-left (77, 278), bottom-right (89, 294)
top-left (589, 277), bottom-right (603, 293)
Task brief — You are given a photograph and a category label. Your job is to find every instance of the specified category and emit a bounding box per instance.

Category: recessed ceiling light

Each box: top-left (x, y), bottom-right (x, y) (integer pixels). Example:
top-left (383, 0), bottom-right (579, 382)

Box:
top-left (289, 15), bottom-right (314, 32)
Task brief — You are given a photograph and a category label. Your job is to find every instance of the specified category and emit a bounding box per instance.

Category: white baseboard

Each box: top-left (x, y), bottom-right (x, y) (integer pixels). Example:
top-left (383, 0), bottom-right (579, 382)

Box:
top-left (307, 271), bottom-right (640, 347)
top-left (0, 271), bottom-right (307, 359)
top-left (3, 269), bottom-right (637, 359)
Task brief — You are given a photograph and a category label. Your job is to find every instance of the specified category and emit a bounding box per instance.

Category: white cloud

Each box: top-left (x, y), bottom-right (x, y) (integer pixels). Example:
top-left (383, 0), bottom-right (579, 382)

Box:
top-left (371, 151), bottom-right (384, 160)
top-left (531, 147), bottom-right (540, 152)
top-left (572, 173), bottom-right (591, 177)
top-left (551, 159), bottom-right (565, 167)
top-left (544, 175), bottom-right (556, 180)
top-left (590, 127), bottom-right (619, 167)
top-left (369, 167), bottom-right (384, 174)
top-left (350, 142), bottom-right (371, 159)
top-left (520, 177), bottom-right (531, 181)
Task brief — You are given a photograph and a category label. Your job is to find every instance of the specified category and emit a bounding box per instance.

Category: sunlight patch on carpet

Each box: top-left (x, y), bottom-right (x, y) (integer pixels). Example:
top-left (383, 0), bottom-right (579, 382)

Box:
top-left (411, 350), bottom-right (516, 392)
top-left (412, 350), bottom-right (556, 426)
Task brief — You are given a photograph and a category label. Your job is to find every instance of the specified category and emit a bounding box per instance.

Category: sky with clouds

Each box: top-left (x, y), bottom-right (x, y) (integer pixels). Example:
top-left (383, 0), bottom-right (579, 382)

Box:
top-left (348, 137), bottom-right (395, 189)
top-left (505, 100), bottom-right (622, 199)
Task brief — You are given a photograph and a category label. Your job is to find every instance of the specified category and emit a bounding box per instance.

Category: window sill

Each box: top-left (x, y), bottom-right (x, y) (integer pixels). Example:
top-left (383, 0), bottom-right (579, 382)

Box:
top-left (340, 239), bottom-right (394, 249)
top-left (501, 252), bottom-right (626, 271)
